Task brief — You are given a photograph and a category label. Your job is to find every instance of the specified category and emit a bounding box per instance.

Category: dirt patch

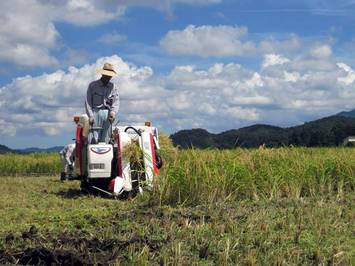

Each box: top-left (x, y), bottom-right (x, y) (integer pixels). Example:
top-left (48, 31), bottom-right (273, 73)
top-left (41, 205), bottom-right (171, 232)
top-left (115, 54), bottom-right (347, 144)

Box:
top-left (1, 231), bottom-right (168, 265)
top-left (0, 248), bottom-right (89, 266)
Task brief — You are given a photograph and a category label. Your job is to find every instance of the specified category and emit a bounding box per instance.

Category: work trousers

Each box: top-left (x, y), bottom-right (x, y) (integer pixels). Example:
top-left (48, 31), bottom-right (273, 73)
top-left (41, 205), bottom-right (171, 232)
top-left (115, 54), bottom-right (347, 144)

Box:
top-left (60, 154), bottom-right (73, 175)
top-left (89, 109), bottom-right (111, 144)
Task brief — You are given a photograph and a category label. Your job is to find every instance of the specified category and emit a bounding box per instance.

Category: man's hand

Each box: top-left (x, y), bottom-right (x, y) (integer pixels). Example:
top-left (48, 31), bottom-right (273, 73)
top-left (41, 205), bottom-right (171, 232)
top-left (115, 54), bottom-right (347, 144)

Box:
top-left (89, 117), bottom-right (94, 126)
top-left (108, 113), bottom-right (115, 124)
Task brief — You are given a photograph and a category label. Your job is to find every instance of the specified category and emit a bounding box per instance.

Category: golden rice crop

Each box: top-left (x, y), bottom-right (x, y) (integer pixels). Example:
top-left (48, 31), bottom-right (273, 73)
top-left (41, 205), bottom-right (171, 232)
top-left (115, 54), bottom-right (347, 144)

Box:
top-left (0, 153), bottom-right (60, 176)
top-left (1, 145), bottom-right (354, 206)
top-left (155, 147), bottom-right (355, 205)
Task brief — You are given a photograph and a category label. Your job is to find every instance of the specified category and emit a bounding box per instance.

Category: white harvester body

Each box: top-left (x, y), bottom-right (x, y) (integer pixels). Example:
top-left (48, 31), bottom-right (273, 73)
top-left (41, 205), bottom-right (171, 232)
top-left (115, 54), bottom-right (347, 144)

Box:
top-left (87, 143), bottom-right (113, 178)
top-left (67, 114), bottom-right (162, 197)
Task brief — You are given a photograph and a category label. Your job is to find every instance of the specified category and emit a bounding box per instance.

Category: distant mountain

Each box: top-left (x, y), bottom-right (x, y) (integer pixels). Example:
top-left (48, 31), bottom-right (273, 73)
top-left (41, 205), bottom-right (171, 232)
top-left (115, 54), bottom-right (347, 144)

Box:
top-left (0, 145), bottom-right (63, 154)
top-left (0, 144), bottom-right (13, 154)
top-left (337, 108), bottom-right (355, 118)
top-left (216, 124), bottom-right (288, 148)
top-left (17, 146), bottom-right (64, 153)
top-left (171, 115), bottom-right (355, 148)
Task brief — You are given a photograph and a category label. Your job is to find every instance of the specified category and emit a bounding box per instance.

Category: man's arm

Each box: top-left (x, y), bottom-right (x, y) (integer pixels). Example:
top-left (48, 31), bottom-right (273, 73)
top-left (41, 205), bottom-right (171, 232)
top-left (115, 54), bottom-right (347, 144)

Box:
top-left (66, 146), bottom-right (75, 166)
top-left (109, 87), bottom-right (120, 119)
top-left (65, 153), bottom-right (72, 166)
top-left (85, 84), bottom-right (94, 120)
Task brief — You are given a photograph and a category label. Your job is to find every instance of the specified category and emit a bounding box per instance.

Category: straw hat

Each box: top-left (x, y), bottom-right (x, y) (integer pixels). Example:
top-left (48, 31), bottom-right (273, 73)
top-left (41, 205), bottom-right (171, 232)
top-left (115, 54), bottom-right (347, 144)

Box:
top-left (97, 63), bottom-right (117, 77)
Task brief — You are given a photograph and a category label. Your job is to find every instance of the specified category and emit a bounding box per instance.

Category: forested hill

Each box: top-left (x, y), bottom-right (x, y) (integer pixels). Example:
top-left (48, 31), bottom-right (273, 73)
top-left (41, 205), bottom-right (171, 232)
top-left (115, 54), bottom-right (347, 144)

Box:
top-left (0, 144), bottom-right (13, 154)
top-left (0, 145), bottom-right (63, 154)
top-left (170, 115), bottom-right (355, 148)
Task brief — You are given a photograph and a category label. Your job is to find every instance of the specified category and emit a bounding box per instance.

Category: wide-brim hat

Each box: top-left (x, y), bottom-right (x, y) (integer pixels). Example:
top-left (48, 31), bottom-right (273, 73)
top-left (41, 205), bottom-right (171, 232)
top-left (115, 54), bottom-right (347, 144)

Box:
top-left (97, 63), bottom-right (117, 77)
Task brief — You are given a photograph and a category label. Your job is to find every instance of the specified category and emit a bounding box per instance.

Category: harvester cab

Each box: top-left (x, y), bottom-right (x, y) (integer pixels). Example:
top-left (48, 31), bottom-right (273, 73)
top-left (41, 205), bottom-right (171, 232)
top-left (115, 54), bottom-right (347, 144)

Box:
top-left (67, 114), bottom-right (162, 197)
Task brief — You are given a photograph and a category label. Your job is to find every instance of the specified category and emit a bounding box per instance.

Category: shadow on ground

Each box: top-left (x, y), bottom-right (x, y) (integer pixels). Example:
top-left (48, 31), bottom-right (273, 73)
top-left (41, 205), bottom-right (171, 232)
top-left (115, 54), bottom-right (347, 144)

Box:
top-left (55, 189), bottom-right (85, 199)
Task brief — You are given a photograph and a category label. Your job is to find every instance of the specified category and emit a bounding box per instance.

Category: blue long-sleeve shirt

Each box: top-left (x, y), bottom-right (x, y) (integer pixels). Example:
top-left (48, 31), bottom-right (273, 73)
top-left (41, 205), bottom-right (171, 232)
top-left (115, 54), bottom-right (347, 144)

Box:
top-left (85, 79), bottom-right (120, 119)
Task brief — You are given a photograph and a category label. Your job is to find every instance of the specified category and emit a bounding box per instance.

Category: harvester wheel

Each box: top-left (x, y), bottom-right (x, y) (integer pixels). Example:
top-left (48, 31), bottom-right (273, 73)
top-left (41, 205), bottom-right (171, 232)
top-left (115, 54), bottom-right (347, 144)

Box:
top-left (60, 172), bottom-right (66, 181)
top-left (80, 180), bottom-right (92, 194)
top-left (156, 154), bottom-right (163, 169)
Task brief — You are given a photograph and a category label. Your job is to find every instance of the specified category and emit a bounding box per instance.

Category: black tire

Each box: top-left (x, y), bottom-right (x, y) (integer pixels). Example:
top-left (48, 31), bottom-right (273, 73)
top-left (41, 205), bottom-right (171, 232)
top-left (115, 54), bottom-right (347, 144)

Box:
top-left (80, 179), bottom-right (91, 194)
top-left (60, 172), bottom-right (66, 181)
top-left (156, 154), bottom-right (163, 169)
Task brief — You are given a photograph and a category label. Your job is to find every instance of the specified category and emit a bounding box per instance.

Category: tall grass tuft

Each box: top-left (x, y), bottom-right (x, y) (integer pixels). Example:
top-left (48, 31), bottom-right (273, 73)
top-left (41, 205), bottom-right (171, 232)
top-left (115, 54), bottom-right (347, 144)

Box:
top-left (155, 147), bottom-right (355, 206)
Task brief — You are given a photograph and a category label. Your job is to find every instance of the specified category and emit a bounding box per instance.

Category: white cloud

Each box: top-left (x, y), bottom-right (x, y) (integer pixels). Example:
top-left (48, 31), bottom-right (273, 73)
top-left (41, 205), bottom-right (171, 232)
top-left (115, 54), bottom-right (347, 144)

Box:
top-left (1, 54), bottom-right (355, 138)
top-left (0, 0), bottom-right (125, 66)
top-left (262, 54), bottom-right (290, 68)
top-left (0, 120), bottom-right (16, 136)
top-left (0, 0), bottom-right (222, 67)
top-left (288, 58), bottom-right (335, 72)
top-left (160, 25), bottom-right (255, 57)
top-left (245, 73), bottom-right (264, 88)
top-left (0, 0), bottom-right (59, 67)
top-left (62, 48), bottom-right (91, 67)
top-left (258, 34), bottom-right (301, 54)
top-left (0, 55), bottom-right (166, 136)
top-left (310, 44), bottom-right (332, 59)
top-left (164, 60), bottom-right (344, 130)
top-left (283, 71), bottom-right (300, 82)
top-left (337, 62), bottom-right (353, 73)
top-left (0, 44), bottom-right (58, 67)
top-left (160, 25), bottom-right (302, 57)
top-left (337, 62), bottom-right (355, 85)
top-left (43, 0), bottom-right (125, 26)
top-left (225, 107), bottom-right (260, 121)
top-left (0, 56), bottom-right (266, 137)
top-left (98, 32), bottom-right (127, 45)
top-left (42, 0), bottom-right (221, 26)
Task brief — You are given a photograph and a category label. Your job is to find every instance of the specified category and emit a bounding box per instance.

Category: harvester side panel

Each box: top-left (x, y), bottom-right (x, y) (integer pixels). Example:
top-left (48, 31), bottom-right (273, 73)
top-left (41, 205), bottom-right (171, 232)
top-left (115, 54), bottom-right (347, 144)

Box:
top-left (113, 132), bottom-right (133, 195)
top-left (139, 132), bottom-right (158, 185)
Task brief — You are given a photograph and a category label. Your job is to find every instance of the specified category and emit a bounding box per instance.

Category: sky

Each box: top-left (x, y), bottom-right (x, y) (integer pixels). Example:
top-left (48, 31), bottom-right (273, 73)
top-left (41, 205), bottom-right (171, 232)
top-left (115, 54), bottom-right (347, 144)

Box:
top-left (2, 0), bottom-right (355, 149)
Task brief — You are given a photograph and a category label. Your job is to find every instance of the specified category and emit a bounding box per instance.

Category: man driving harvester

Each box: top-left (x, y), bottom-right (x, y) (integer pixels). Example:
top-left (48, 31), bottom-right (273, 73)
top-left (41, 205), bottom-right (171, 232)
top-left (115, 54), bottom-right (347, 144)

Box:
top-left (65, 62), bottom-right (162, 196)
top-left (85, 63), bottom-right (119, 144)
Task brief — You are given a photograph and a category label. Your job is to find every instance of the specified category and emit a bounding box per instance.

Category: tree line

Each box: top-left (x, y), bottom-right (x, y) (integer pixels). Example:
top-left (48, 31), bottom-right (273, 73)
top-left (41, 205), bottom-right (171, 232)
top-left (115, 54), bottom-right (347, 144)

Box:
top-left (171, 116), bottom-right (355, 148)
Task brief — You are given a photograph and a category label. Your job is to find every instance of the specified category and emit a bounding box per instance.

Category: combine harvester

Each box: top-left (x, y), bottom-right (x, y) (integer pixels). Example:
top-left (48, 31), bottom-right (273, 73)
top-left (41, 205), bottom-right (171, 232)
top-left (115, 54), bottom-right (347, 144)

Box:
top-left (65, 114), bottom-right (163, 198)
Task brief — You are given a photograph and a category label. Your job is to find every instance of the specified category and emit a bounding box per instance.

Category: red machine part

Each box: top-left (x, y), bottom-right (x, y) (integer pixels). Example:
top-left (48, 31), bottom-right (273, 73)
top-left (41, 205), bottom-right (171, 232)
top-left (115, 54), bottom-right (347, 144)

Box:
top-left (108, 178), bottom-right (115, 192)
top-left (75, 126), bottom-right (83, 176)
top-left (150, 133), bottom-right (159, 175)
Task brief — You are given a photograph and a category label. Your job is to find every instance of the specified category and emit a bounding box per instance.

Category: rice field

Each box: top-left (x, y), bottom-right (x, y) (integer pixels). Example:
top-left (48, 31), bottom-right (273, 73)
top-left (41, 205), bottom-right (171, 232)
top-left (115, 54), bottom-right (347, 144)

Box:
top-left (0, 145), bottom-right (354, 265)
top-left (1, 146), bottom-right (354, 203)
top-left (158, 147), bottom-right (355, 205)
top-left (0, 153), bottom-right (60, 176)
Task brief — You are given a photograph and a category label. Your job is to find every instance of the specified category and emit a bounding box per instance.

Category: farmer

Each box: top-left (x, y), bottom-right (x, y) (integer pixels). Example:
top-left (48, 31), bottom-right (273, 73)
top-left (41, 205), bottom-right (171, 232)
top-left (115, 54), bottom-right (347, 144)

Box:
top-left (85, 63), bottom-right (119, 144)
top-left (59, 143), bottom-right (75, 181)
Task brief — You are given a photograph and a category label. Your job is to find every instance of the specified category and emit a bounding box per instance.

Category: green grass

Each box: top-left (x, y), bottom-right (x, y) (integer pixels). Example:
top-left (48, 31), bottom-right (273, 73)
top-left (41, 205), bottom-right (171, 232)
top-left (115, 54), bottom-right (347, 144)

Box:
top-left (0, 147), bottom-right (354, 265)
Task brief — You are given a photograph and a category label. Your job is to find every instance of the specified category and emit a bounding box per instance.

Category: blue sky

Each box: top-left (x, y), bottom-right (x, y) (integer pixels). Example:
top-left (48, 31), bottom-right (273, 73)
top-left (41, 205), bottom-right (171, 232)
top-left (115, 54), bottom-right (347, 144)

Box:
top-left (1, 0), bottom-right (355, 148)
